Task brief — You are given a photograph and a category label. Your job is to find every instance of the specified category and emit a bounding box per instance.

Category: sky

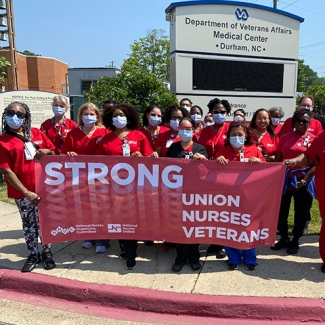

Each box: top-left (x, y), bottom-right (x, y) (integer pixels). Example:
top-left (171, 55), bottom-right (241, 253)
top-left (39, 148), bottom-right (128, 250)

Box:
top-left (3, 0), bottom-right (325, 77)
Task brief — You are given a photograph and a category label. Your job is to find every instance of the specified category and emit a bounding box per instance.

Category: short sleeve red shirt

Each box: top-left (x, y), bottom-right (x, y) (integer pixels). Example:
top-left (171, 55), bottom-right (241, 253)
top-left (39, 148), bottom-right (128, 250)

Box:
top-left (40, 117), bottom-right (78, 154)
top-left (215, 144), bottom-right (265, 162)
top-left (0, 128), bottom-right (56, 198)
top-left (277, 117), bottom-right (323, 138)
top-left (61, 127), bottom-right (109, 155)
top-left (95, 130), bottom-right (153, 156)
top-left (137, 125), bottom-right (169, 150)
top-left (250, 130), bottom-right (279, 156)
top-left (273, 123), bottom-right (282, 135)
top-left (197, 123), bottom-right (229, 159)
top-left (155, 130), bottom-right (181, 157)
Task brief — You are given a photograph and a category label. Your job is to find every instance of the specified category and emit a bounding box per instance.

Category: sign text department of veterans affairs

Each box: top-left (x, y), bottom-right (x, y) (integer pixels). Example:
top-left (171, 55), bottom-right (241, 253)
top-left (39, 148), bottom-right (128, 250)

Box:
top-left (36, 156), bottom-right (286, 249)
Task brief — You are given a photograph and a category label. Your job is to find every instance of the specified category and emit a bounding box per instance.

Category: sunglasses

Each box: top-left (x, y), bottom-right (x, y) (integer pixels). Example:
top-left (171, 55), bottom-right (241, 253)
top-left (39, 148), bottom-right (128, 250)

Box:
top-left (6, 109), bottom-right (26, 119)
top-left (296, 119), bottom-right (309, 125)
top-left (213, 110), bottom-right (227, 115)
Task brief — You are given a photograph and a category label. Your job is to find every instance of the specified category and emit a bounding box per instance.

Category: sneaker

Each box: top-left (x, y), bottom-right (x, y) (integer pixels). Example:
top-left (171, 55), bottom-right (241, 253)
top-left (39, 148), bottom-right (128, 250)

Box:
top-left (287, 241), bottom-right (299, 255)
top-left (42, 251), bottom-right (56, 270)
top-left (172, 263), bottom-right (185, 272)
top-left (216, 248), bottom-right (227, 259)
top-left (119, 251), bottom-right (127, 260)
top-left (21, 253), bottom-right (41, 273)
top-left (227, 264), bottom-right (238, 270)
top-left (82, 240), bottom-right (95, 249)
top-left (245, 264), bottom-right (257, 270)
top-left (125, 259), bottom-right (136, 270)
top-left (304, 220), bottom-right (310, 234)
top-left (162, 243), bottom-right (173, 252)
top-left (321, 263), bottom-right (325, 273)
top-left (190, 262), bottom-right (201, 271)
top-left (95, 245), bottom-right (107, 254)
top-left (270, 238), bottom-right (290, 250)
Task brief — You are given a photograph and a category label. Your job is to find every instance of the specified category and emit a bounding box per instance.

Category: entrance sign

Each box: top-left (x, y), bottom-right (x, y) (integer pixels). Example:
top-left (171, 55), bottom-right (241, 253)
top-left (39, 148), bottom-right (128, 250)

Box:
top-left (165, 1), bottom-right (304, 119)
top-left (36, 156), bottom-right (286, 248)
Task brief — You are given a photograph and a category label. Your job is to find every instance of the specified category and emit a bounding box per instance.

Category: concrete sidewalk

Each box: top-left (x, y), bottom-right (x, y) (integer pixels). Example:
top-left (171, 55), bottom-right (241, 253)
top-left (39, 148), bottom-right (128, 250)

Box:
top-left (1, 200), bottom-right (325, 323)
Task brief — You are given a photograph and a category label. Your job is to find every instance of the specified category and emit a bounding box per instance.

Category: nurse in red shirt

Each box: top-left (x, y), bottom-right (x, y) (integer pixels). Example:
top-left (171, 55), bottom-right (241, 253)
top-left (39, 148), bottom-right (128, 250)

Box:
top-left (137, 105), bottom-right (169, 151)
top-left (269, 106), bottom-right (285, 135)
top-left (155, 104), bottom-right (190, 157)
top-left (40, 95), bottom-right (77, 154)
top-left (198, 98), bottom-right (231, 160)
top-left (61, 102), bottom-right (110, 253)
top-left (190, 105), bottom-right (204, 138)
top-left (250, 108), bottom-right (279, 162)
top-left (95, 103), bottom-right (153, 270)
top-left (215, 121), bottom-right (265, 271)
top-left (0, 102), bottom-right (56, 273)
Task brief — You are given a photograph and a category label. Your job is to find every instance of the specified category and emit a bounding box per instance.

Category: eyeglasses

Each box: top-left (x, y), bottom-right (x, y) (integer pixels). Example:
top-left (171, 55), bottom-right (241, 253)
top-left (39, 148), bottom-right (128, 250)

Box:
top-left (6, 109), bottom-right (26, 119)
top-left (213, 110), bottom-right (227, 115)
top-left (296, 119), bottom-right (309, 125)
top-left (170, 116), bottom-right (182, 121)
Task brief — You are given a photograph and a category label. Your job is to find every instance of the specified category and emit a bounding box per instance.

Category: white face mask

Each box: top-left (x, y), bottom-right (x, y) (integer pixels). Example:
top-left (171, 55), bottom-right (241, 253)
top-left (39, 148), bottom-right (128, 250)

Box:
top-left (82, 115), bottom-right (97, 127)
top-left (182, 105), bottom-right (191, 112)
top-left (169, 119), bottom-right (180, 131)
top-left (271, 117), bottom-right (280, 126)
top-left (52, 106), bottom-right (66, 116)
top-left (234, 115), bottom-right (243, 122)
top-left (230, 136), bottom-right (245, 149)
top-left (148, 115), bottom-right (162, 127)
top-left (179, 129), bottom-right (193, 142)
top-left (204, 122), bottom-right (214, 128)
top-left (191, 114), bottom-right (202, 124)
top-left (112, 116), bottom-right (127, 129)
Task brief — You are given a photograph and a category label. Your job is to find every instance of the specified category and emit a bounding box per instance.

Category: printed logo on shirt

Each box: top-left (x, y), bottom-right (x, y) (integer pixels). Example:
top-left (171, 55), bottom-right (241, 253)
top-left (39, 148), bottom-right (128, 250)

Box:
top-left (33, 140), bottom-right (43, 145)
top-left (266, 144), bottom-right (274, 147)
top-left (128, 141), bottom-right (138, 145)
top-left (108, 224), bottom-right (122, 233)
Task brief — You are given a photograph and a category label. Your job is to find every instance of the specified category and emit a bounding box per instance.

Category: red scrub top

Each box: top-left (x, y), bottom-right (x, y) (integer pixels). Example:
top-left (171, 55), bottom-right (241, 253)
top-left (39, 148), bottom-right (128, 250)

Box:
top-left (273, 123), bottom-right (282, 135)
top-left (215, 144), bottom-right (265, 162)
top-left (197, 123), bottom-right (229, 159)
top-left (277, 117), bottom-right (323, 138)
top-left (138, 125), bottom-right (169, 150)
top-left (250, 130), bottom-right (279, 156)
top-left (40, 117), bottom-right (78, 154)
top-left (155, 130), bottom-right (181, 157)
top-left (95, 129), bottom-right (153, 156)
top-left (61, 127), bottom-right (109, 155)
top-left (0, 128), bottom-right (55, 198)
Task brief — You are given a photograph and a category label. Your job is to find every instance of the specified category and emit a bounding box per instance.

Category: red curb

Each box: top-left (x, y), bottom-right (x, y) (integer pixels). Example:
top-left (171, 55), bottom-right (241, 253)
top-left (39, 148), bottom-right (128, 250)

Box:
top-left (1, 268), bottom-right (325, 322)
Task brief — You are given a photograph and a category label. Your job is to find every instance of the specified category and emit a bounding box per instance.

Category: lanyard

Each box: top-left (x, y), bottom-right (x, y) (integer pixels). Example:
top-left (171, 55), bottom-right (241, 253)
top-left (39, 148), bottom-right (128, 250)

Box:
top-left (51, 117), bottom-right (67, 147)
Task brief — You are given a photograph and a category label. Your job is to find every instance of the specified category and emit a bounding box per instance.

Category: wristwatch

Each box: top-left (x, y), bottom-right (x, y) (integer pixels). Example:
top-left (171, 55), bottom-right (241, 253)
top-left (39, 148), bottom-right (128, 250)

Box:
top-left (300, 179), bottom-right (307, 186)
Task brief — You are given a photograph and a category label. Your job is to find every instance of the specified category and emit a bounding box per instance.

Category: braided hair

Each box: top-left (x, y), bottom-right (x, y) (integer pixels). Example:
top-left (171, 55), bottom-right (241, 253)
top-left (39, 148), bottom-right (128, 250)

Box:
top-left (1, 101), bottom-right (32, 139)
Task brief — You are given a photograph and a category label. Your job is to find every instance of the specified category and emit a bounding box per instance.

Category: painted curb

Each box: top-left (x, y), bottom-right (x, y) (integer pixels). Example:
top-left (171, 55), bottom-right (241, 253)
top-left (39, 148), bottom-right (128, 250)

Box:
top-left (1, 268), bottom-right (325, 322)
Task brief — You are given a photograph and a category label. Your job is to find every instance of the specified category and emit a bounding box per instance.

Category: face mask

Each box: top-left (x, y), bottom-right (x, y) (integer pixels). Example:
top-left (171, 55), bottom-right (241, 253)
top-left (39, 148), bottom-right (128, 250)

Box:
top-left (191, 114), bottom-right (202, 124)
top-left (148, 115), bottom-right (162, 127)
top-left (5, 115), bottom-right (24, 129)
top-left (82, 115), bottom-right (97, 127)
top-left (204, 122), bottom-right (214, 128)
top-left (112, 116), bottom-right (127, 129)
top-left (52, 106), bottom-right (66, 116)
top-left (234, 115), bottom-right (243, 122)
top-left (213, 113), bottom-right (227, 124)
top-left (179, 129), bottom-right (193, 142)
top-left (170, 119), bottom-right (180, 131)
top-left (182, 105), bottom-right (191, 112)
top-left (230, 136), bottom-right (245, 149)
top-left (271, 117), bottom-right (280, 126)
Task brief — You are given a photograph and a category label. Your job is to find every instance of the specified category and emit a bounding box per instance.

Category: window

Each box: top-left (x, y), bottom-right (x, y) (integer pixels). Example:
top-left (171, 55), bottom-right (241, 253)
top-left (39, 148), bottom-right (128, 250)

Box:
top-left (81, 80), bottom-right (97, 94)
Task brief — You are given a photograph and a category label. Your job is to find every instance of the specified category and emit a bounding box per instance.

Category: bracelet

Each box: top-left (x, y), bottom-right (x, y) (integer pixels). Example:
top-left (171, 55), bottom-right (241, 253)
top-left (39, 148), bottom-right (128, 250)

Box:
top-left (292, 159), bottom-right (297, 166)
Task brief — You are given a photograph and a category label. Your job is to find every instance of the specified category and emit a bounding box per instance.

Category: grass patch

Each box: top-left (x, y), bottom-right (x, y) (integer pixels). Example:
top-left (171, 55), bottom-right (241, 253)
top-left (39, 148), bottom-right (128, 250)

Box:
top-left (0, 184), bottom-right (15, 204)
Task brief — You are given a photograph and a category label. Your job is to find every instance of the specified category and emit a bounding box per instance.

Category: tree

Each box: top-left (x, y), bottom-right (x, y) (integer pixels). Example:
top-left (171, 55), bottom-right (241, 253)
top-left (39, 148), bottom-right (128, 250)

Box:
top-left (297, 59), bottom-right (319, 92)
top-left (305, 84), bottom-right (325, 112)
top-left (0, 57), bottom-right (11, 84)
top-left (122, 29), bottom-right (170, 81)
top-left (18, 50), bottom-right (41, 56)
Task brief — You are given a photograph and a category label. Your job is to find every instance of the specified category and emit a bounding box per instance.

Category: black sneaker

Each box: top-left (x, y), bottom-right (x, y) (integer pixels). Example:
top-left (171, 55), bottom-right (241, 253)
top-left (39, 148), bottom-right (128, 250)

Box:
top-left (21, 253), bottom-right (41, 273)
top-left (287, 241), bottom-right (299, 255)
top-left (190, 262), bottom-right (201, 271)
top-left (270, 238), bottom-right (290, 250)
top-left (245, 264), bottom-right (257, 271)
top-left (119, 251), bottom-right (127, 260)
top-left (42, 251), bottom-right (56, 270)
top-left (321, 263), bottom-right (325, 273)
top-left (125, 259), bottom-right (136, 270)
top-left (172, 263), bottom-right (185, 272)
top-left (227, 264), bottom-right (238, 270)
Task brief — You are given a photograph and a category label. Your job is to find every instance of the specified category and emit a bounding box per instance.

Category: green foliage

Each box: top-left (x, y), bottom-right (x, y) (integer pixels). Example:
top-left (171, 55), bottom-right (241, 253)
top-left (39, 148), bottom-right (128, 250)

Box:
top-left (0, 56), bottom-right (11, 84)
top-left (305, 84), bottom-right (325, 112)
top-left (18, 50), bottom-right (41, 56)
top-left (297, 59), bottom-right (319, 92)
top-left (122, 29), bottom-right (170, 81)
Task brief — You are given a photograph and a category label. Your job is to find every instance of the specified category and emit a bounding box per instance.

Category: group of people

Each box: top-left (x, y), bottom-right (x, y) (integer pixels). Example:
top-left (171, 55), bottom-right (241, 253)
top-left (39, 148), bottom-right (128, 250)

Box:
top-left (0, 94), bottom-right (324, 274)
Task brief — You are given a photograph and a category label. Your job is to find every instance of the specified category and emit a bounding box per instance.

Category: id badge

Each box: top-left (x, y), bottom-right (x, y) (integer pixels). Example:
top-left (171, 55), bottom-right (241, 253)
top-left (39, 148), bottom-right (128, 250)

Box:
top-left (122, 143), bottom-right (130, 156)
top-left (240, 152), bottom-right (244, 162)
top-left (166, 139), bottom-right (173, 148)
top-left (24, 142), bottom-right (37, 160)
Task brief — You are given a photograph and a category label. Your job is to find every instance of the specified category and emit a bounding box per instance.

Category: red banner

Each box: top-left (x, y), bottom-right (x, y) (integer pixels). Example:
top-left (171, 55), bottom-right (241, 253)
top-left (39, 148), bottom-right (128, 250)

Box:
top-left (35, 156), bottom-right (286, 249)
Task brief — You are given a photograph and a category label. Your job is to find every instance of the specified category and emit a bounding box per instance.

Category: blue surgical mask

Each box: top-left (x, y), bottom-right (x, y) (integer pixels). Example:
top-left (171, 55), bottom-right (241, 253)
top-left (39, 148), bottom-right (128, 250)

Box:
top-left (148, 116), bottom-right (162, 127)
top-left (271, 117), bottom-right (280, 126)
top-left (182, 105), bottom-right (191, 112)
top-left (170, 119), bottom-right (180, 131)
top-left (179, 129), bottom-right (193, 142)
top-left (230, 136), bottom-right (245, 149)
top-left (112, 116), bottom-right (127, 129)
top-left (213, 113), bottom-right (227, 124)
top-left (82, 115), bottom-right (97, 127)
top-left (5, 115), bottom-right (24, 129)
top-left (234, 115), bottom-right (243, 122)
top-left (52, 106), bottom-right (66, 116)
top-left (191, 114), bottom-right (202, 124)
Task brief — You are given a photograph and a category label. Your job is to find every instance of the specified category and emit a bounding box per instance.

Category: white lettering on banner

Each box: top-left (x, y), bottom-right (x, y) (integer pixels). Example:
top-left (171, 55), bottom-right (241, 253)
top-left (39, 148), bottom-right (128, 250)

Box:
top-left (182, 226), bottom-right (269, 242)
top-left (182, 193), bottom-right (240, 207)
top-left (44, 162), bottom-right (183, 189)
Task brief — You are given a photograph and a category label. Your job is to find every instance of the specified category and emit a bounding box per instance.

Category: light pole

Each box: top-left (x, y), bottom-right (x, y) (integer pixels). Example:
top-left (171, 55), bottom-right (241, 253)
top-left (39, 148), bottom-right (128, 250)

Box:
top-left (0, 0), bottom-right (18, 90)
top-left (273, 0), bottom-right (278, 9)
